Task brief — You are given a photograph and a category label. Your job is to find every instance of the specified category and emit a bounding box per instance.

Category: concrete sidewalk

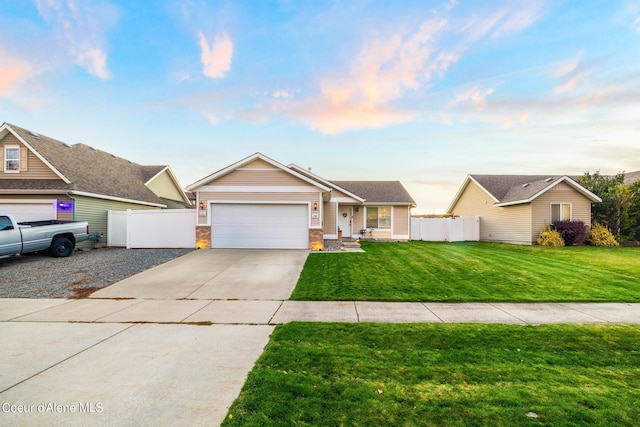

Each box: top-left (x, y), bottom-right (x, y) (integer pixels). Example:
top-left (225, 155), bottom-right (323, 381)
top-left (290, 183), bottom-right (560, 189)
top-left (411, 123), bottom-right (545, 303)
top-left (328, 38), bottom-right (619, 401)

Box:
top-left (2, 298), bottom-right (639, 325)
top-left (1, 298), bottom-right (638, 427)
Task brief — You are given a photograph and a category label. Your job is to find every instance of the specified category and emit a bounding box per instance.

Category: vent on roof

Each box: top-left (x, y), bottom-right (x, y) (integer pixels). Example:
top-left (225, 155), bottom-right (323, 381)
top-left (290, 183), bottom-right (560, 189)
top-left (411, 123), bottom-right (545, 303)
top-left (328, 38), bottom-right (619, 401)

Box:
top-left (523, 183), bottom-right (530, 188)
top-left (28, 130), bottom-right (39, 138)
top-left (545, 177), bottom-right (554, 182)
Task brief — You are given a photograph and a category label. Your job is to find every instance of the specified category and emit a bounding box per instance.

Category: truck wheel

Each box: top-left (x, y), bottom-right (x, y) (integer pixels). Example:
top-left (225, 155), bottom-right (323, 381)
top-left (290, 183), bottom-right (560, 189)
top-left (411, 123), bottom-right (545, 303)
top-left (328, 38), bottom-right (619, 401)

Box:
top-left (50, 237), bottom-right (75, 257)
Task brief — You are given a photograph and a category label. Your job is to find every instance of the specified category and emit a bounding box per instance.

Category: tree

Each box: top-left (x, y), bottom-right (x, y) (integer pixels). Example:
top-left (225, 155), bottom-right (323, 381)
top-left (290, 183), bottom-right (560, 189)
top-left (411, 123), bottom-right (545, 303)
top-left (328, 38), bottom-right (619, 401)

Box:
top-left (578, 171), bottom-right (640, 242)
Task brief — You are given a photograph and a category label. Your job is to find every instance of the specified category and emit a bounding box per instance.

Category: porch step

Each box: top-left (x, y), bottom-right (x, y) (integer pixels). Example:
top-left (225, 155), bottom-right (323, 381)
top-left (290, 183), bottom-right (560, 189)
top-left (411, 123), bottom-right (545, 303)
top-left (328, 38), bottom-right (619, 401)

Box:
top-left (339, 239), bottom-right (364, 252)
top-left (321, 239), bottom-right (365, 252)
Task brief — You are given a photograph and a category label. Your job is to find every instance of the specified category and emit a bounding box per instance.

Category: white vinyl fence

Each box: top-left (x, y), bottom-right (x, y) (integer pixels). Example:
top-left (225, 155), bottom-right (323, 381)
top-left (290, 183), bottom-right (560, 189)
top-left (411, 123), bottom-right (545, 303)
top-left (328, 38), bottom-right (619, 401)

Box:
top-left (108, 209), bottom-right (196, 249)
top-left (411, 216), bottom-right (479, 242)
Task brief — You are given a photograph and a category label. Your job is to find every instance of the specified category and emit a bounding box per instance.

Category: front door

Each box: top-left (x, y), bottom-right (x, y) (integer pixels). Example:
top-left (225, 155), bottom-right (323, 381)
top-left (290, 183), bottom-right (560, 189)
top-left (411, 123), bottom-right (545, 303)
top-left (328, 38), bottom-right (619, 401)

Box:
top-left (338, 206), bottom-right (352, 238)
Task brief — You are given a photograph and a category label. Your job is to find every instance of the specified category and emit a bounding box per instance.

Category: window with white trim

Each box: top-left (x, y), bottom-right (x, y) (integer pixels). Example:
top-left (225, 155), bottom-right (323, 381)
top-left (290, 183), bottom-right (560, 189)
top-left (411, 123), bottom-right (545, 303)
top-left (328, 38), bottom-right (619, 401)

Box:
top-left (366, 206), bottom-right (391, 229)
top-left (550, 203), bottom-right (571, 223)
top-left (4, 146), bottom-right (20, 173)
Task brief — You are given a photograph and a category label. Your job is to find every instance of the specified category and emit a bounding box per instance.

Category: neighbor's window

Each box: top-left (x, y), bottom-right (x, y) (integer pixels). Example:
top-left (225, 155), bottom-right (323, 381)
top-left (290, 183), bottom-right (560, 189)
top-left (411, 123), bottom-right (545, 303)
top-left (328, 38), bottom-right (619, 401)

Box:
top-left (4, 146), bottom-right (20, 173)
top-left (551, 203), bottom-right (571, 223)
top-left (366, 206), bottom-right (391, 229)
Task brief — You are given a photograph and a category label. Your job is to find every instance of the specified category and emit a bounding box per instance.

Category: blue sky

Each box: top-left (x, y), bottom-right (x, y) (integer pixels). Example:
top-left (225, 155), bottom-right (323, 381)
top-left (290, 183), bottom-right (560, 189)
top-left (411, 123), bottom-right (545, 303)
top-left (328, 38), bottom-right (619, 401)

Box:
top-left (1, 1), bottom-right (639, 213)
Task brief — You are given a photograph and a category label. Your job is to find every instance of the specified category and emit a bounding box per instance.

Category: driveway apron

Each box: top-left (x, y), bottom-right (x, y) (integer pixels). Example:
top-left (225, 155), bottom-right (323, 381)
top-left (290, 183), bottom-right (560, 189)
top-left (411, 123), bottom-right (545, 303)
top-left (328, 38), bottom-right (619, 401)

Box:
top-left (1, 249), bottom-right (308, 427)
top-left (90, 249), bottom-right (308, 300)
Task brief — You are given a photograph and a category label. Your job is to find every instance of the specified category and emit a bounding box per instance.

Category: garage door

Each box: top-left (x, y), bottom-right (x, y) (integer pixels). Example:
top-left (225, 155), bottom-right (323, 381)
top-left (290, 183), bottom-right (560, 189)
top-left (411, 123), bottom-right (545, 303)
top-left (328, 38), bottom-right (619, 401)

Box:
top-left (211, 204), bottom-right (308, 249)
top-left (0, 202), bottom-right (57, 222)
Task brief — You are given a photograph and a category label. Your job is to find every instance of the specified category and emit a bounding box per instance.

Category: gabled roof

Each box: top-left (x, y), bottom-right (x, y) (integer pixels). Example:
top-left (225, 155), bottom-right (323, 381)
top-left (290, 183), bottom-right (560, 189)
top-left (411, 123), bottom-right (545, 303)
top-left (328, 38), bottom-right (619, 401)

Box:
top-left (1, 123), bottom-right (187, 207)
top-left (331, 180), bottom-right (416, 206)
top-left (448, 174), bottom-right (602, 212)
top-left (288, 164), bottom-right (365, 203)
top-left (186, 152), bottom-right (332, 192)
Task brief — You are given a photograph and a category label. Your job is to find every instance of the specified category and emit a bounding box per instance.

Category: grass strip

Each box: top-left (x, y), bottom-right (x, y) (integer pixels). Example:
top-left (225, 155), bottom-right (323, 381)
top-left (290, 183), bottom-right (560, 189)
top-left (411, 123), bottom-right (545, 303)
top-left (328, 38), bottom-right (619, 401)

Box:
top-left (291, 241), bottom-right (640, 302)
top-left (223, 323), bottom-right (640, 426)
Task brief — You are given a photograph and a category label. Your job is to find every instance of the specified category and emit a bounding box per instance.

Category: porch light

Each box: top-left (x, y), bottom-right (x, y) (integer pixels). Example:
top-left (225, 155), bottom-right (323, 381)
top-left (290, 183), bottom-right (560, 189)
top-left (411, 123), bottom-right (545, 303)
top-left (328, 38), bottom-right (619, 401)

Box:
top-left (199, 201), bottom-right (205, 210)
top-left (312, 202), bottom-right (318, 211)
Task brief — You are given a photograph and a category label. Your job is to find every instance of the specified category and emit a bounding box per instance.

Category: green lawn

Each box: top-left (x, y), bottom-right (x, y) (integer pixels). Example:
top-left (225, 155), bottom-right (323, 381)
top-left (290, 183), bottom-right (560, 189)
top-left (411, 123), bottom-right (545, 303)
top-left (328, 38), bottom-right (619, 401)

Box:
top-left (291, 241), bottom-right (640, 302)
top-left (223, 323), bottom-right (640, 426)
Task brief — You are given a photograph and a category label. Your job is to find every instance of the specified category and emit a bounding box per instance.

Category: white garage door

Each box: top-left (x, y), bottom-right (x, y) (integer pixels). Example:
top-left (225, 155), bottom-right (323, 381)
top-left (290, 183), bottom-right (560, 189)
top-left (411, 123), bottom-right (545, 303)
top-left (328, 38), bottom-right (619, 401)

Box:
top-left (211, 204), bottom-right (308, 249)
top-left (0, 202), bottom-right (57, 222)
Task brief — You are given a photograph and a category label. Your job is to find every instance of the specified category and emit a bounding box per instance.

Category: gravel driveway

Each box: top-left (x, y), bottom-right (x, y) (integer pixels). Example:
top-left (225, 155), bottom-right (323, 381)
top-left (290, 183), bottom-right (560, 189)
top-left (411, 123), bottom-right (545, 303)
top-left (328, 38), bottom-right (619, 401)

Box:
top-left (0, 248), bottom-right (193, 299)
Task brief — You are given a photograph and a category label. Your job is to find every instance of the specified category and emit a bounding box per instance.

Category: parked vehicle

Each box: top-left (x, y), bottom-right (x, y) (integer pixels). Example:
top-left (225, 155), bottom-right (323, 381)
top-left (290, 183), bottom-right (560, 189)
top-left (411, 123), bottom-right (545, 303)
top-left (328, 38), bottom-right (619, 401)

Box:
top-left (0, 213), bottom-right (90, 258)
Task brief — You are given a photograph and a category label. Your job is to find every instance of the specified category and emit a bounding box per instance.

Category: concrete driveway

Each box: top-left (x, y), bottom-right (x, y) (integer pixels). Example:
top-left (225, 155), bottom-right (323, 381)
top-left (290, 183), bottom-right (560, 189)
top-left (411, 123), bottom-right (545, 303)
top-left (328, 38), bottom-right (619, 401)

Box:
top-left (91, 249), bottom-right (309, 300)
top-left (1, 249), bottom-right (308, 427)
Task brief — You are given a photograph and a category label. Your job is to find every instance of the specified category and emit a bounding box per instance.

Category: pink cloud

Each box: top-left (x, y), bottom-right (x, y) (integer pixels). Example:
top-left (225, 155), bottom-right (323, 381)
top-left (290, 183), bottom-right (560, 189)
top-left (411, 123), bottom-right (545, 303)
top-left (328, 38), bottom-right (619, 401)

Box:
top-left (35, 0), bottom-right (116, 79)
top-left (0, 47), bottom-right (37, 93)
top-left (198, 31), bottom-right (233, 79)
top-left (277, 99), bottom-right (418, 134)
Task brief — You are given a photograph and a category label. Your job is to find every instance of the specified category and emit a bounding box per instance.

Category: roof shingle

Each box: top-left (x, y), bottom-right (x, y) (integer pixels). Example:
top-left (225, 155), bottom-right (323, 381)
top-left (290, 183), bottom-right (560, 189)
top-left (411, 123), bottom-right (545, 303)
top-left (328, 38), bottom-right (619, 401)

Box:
top-left (331, 180), bottom-right (416, 205)
top-left (6, 123), bottom-right (166, 205)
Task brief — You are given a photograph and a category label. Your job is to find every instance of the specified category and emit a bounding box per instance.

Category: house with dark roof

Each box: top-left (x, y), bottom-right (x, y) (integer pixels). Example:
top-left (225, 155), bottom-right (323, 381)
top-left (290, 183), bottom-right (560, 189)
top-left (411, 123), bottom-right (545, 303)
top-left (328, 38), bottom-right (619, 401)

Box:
top-left (0, 122), bottom-right (191, 247)
top-left (186, 153), bottom-right (416, 249)
top-left (447, 174), bottom-right (602, 245)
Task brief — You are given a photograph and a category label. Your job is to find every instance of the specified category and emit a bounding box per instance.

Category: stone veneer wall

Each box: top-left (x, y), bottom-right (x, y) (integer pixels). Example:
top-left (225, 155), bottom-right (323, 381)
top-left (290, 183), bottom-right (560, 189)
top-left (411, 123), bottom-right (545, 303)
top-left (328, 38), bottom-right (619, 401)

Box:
top-left (196, 226), bottom-right (211, 249)
top-left (309, 228), bottom-right (324, 250)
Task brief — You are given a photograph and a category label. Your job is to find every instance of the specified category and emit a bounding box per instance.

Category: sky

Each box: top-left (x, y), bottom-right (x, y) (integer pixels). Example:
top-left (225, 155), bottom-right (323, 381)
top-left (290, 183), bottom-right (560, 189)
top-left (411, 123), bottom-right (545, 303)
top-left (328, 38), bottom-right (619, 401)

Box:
top-left (1, 1), bottom-right (639, 213)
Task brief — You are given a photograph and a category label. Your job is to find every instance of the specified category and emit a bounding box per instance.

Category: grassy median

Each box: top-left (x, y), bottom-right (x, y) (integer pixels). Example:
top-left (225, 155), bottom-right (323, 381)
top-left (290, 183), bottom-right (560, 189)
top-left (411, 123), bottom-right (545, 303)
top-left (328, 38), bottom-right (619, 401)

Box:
top-left (291, 241), bottom-right (640, 302)
top-left (223, 323), bottom-right (640, 426)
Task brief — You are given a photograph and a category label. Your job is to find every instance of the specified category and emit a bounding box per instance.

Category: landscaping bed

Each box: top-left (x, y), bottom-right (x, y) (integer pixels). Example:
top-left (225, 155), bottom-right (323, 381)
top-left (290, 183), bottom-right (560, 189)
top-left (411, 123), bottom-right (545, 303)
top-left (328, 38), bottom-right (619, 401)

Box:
top-left (292, 241), bottom-right (640, 302)
top-left (223, 322), bottom-right (640, 426)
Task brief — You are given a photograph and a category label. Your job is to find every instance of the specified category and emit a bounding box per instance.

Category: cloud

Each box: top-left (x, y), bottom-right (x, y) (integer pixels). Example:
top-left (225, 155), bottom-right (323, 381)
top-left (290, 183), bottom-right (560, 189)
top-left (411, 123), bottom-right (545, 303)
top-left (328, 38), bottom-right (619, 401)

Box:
top-left (449, 87), bottom-right (495, 111)
top-left (34, 0), bottom-right (116, 79)
top-left (198, 31), bottom-right (233, 79)
top-left (269, 3), bottom-right (545, 134)
top-left (633, 16), bottom-right (640, 32)
top-left (275, 16), bottom-right (456, 133)
top-left (0, 46), bottom-right (38, 94)
top-left (462, 1), bottom-right (544, 42)
top-left (552, 52), bottom-right (592, 94)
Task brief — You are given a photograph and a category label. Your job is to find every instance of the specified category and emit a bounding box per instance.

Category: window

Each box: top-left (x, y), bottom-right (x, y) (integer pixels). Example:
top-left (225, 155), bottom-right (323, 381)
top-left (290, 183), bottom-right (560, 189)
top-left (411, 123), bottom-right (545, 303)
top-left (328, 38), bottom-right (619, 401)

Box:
top-left (366, 206), bottom-right (391, 229)
top-left (551, 203), bottom-right (571, 223)
top-left (0, 216), bottom-right (14, 231)
top-left (4, 146), bottom-right (20, 173)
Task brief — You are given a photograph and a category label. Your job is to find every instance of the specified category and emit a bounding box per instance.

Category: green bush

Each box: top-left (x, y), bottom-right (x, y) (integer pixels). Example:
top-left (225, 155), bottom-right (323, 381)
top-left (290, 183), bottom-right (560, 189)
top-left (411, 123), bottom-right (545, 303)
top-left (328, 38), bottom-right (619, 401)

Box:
top-left (537, 228), bottom-right (565, 246)
top-left (588, 223), bottom-right (619, 247)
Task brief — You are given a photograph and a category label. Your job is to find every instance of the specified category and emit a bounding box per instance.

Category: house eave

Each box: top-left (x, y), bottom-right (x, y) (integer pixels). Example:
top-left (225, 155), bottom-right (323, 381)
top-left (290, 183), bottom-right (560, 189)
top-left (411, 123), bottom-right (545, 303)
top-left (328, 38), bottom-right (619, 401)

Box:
top-left (144, 165), bottom-right (192, 206)
top-left (447, 175), bottom-right (500, 213)
top-left (288, 164), bottom-right (366, 203)
top-left (187, 153), bottom-right (332, 193)
top-left (70, 190), bottom-right (167, 208)
top-left (1, 123), bottom-right (72, 184)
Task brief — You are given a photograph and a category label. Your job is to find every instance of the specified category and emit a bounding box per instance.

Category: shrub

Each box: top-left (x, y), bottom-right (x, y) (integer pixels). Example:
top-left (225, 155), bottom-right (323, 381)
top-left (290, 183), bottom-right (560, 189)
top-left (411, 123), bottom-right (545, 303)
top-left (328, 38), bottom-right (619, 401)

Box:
top-left (536, 228), bottom-right (565, 246)
top-left (588, 223), bottom-right (619, 247)
top-left (552, 220), bottom-right (588, 246)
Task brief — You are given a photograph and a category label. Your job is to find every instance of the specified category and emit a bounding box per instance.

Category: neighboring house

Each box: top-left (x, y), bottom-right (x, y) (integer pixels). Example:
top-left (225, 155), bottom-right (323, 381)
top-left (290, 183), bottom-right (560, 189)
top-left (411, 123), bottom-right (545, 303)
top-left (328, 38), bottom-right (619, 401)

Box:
top-left (624, 170), bottom-right (640, 185)
top-left (0, 123), bottom-right (191, 247)
top-left (447, 174), bottom-right (602, 245)
top-left (186, 152), bottom-right (416, 249)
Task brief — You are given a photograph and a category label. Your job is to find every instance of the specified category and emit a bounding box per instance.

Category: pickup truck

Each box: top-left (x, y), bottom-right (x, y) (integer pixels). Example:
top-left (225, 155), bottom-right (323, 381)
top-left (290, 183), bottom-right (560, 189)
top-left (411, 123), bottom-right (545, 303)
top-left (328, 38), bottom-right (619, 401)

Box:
top-left (0, 212), bottom-right (90, 258)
